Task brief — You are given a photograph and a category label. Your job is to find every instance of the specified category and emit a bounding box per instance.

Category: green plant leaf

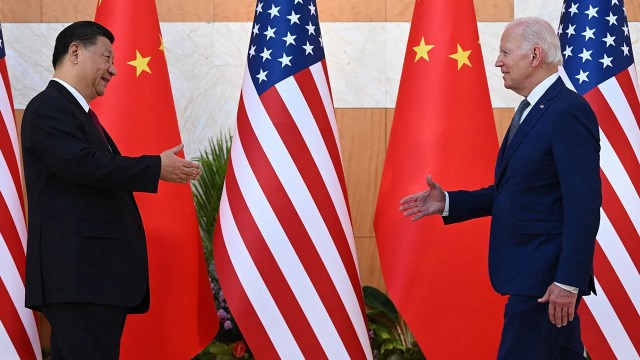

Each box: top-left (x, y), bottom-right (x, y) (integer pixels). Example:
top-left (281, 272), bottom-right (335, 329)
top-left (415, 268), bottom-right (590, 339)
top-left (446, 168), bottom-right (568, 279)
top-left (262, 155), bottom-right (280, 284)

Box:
top-left (191, 133), bottom-right (232, 274)
top-left (208, 342), bottom-right (234, 355)
top-left (363, 285), bottom-right (399, 322)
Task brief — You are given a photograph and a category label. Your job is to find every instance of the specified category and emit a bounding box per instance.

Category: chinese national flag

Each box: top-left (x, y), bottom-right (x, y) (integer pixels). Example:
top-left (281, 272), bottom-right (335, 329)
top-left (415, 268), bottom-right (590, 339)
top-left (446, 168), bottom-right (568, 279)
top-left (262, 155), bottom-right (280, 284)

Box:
top-left (92, 1), bottom-right (218, 358)
top-left (374, 0), bottom-right (504, 358)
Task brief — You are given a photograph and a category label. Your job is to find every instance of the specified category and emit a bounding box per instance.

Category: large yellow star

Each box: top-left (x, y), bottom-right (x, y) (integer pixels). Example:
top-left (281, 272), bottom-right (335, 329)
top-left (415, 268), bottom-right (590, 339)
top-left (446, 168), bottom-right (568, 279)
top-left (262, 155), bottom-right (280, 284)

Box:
top-left (127, 50), bottom-right (152, 77)
top-left (413, 37), bottom-right (435, 62)
top-left (159, 34), bottom-right (165, 52)
top-left (449, 43), bottom-right (472, 70)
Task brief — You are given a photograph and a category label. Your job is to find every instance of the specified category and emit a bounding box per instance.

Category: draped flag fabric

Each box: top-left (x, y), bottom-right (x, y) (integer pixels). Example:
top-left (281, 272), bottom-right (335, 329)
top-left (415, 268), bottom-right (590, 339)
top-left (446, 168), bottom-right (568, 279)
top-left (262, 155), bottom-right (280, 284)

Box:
top-left (374, 0), bottom-right (505, 358)
top-left (92, 1), bottom-right (217, 358)
top-left (212, 0), bottom-right (372, 358)
top-left (0, 23), bottom-right (42, 360)
top-left (558, 1), bottom-right (640, 358)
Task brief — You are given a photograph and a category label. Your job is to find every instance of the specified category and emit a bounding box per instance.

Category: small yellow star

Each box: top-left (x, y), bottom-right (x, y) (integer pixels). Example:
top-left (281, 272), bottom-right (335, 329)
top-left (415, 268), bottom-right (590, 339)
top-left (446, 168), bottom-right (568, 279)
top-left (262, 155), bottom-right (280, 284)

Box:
top-left (449, 43), bottom-right (472, 70)
top-left (159, 34), bottom-right (165, 52)
top-left (413, 37), bottom-right (435, 63)
top-left (127, 50), bottom-right (152, 77)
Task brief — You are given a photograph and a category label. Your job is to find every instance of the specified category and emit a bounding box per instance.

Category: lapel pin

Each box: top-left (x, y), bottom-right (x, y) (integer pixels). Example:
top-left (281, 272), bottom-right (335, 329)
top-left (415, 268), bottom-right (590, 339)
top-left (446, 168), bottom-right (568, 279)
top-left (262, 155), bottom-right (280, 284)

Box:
top-left (540, 104), bottom-right (544, 108)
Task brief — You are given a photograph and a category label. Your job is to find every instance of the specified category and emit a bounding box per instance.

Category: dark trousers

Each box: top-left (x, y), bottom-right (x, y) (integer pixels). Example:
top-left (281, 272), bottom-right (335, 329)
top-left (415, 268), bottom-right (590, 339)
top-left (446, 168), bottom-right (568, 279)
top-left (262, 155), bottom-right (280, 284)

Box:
top-left (497, 295), bottom-right (585, 360)
top-left (42, 303), bottom-right (128, 360)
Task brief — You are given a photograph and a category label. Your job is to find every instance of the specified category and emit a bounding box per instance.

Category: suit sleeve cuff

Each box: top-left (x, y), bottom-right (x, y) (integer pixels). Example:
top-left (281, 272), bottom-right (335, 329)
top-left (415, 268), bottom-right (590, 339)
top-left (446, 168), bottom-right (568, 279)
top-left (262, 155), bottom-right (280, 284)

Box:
top-left (442, 191), bottom-right (450, 217)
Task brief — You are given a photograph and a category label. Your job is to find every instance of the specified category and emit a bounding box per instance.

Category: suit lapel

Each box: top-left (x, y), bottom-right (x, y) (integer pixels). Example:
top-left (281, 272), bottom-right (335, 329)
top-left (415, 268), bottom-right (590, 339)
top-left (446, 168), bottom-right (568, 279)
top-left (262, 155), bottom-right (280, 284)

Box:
top-left (49, 81), bottom-right (114, 154)
top-left (495, 78), bottom-right (564, 184)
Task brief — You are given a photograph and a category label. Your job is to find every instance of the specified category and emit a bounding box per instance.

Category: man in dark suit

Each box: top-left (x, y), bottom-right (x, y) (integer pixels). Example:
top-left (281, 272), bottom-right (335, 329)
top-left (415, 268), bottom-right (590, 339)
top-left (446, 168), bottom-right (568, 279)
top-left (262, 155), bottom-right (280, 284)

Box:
top-left (21, 21), bottom-right (202, 359)
top-left (399, 17), bottom-right (601, 359)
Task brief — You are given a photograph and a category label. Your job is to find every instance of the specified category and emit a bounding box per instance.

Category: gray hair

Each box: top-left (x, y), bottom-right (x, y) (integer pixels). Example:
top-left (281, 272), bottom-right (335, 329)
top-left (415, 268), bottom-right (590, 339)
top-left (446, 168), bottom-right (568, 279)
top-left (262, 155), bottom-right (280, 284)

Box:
top-left (506, 17), bottom-right (563, 66)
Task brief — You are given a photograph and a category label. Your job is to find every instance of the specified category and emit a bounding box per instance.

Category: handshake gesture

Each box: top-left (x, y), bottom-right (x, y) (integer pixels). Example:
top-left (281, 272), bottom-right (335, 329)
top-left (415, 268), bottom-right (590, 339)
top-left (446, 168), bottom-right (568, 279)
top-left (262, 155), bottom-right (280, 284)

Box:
top-left (399, 175), bottom-right (446, 220)
top-left (159, 144), bottom-right (202, 184)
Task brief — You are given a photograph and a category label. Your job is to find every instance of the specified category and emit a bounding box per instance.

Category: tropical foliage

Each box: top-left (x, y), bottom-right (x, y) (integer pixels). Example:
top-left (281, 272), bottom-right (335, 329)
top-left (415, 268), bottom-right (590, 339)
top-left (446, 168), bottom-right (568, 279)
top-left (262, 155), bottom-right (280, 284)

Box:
top-left (191, 134), bottom-right (231, 267)
top-left (190, 134), bottom-right (253, 359)
top-left (363, 286), bottom-right (425, 360)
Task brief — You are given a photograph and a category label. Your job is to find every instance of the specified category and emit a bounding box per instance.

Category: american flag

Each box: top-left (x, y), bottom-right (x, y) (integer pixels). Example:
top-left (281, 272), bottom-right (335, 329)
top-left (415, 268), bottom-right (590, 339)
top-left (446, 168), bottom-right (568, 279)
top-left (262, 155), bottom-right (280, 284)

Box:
top-left (0, 24), bottom-right (42, 360)
top-left (558, 1), bottom-right (640, 358)
top-left (213, 0), bottom-right (372, 358)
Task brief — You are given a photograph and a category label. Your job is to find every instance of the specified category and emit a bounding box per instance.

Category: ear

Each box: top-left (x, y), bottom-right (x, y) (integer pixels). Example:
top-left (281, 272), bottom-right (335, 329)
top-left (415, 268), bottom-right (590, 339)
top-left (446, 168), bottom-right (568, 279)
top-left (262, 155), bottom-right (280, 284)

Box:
top-left (530, 45), bottom-right (543, 67)
top-left (68, 42), bottom-right (81, 64)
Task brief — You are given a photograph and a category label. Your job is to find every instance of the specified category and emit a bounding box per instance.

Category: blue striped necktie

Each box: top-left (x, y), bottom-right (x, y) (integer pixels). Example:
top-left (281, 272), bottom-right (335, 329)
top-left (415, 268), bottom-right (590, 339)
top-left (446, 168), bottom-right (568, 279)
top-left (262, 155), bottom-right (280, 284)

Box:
top-left (507, 98), bottom-right (530, 146)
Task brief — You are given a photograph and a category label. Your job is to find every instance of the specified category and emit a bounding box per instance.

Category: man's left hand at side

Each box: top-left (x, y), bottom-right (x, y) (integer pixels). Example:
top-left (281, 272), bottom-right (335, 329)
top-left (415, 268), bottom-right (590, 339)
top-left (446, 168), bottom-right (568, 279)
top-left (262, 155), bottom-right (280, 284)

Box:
top-left (537, 283), bottom-right (578, 327)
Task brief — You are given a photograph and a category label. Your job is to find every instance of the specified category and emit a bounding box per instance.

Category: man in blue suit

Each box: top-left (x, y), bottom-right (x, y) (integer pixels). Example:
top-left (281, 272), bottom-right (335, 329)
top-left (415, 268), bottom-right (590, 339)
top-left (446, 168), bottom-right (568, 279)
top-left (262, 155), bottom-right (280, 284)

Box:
top-left (399, 17), bottom-right (601, 359)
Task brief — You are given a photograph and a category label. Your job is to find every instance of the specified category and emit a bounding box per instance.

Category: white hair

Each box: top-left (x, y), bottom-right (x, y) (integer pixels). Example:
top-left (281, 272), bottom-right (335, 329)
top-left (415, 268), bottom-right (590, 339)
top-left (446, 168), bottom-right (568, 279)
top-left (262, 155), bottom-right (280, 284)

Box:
top-left (506, 17), bottom-right (563, 66)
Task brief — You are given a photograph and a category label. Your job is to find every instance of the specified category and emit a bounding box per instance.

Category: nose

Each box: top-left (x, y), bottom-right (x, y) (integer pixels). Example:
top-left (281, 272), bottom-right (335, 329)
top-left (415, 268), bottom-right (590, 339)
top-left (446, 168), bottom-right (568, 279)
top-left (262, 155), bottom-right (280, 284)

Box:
top-left (495, 55), bottom-right (503, 67)
top-left (109, 64), bottom-right (117, 76)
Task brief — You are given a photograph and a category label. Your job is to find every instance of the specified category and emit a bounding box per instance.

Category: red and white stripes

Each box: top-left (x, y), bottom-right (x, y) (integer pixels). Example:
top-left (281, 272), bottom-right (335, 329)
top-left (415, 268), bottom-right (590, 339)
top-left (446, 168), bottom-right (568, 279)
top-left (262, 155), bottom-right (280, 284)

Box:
top-left (215, 60), bottom-right (371, 359)
top-left (560, 64), bottom-right (640, 359)
top-left (0, 55), bottom-right (41, 360)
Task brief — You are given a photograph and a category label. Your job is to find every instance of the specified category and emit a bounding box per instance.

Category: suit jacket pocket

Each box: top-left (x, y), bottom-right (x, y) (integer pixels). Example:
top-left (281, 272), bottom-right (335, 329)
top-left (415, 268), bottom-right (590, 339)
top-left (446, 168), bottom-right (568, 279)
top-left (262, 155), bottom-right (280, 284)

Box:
top-left (517, 221), bottom-right (562, 234)
top-left (77, 221), bottom-right (123, 238)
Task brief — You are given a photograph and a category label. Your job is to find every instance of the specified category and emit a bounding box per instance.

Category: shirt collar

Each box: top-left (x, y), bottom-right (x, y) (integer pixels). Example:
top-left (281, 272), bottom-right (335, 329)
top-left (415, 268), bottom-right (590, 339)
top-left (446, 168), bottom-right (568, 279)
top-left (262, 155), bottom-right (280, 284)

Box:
top-left (53, 78), bottom-right (90, 112)
top-left (526, 73), bottom-right (559, 107)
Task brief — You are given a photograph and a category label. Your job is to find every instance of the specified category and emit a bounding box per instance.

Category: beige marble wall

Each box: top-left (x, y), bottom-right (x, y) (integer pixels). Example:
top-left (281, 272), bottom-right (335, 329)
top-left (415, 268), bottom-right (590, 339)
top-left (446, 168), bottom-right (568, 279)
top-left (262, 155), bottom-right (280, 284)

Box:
top-left (7, 18), bottom-right (640, 159)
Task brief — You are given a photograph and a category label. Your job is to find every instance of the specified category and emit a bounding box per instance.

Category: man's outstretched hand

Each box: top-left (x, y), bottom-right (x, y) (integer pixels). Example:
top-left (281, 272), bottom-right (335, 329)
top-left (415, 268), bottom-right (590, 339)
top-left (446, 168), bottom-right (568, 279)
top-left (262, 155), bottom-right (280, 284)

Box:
top-left (160, 144), bottom-right (201, 184)
top-left (399, 175), bottom-right (446, 220)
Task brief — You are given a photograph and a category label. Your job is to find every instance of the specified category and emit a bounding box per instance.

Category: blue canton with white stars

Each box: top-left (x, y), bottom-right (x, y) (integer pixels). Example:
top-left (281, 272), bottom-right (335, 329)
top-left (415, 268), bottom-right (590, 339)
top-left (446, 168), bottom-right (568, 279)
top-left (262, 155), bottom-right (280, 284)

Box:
top-left (558, 0), bottom-right (634, 95)
top-left (247, 0), bottom-right (324, 95)
top-left (0, 24), bottom-right (6, 59)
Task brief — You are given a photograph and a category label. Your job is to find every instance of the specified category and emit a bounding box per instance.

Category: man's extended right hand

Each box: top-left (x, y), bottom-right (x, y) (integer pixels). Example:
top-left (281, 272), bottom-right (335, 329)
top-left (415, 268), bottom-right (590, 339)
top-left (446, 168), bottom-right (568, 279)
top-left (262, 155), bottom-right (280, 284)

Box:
top-left (399, 175), bottom-right (446, 221)
top-left (159, 144), bottom-right (201, 184)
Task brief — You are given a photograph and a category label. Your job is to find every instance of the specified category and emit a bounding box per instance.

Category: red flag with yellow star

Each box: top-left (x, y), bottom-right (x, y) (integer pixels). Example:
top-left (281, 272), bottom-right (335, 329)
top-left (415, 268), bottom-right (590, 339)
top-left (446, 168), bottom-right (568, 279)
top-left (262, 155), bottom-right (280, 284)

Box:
top-left (92, 0), bottom-right (217, 358)
top-left (374, 0), bottom-right (504, 357)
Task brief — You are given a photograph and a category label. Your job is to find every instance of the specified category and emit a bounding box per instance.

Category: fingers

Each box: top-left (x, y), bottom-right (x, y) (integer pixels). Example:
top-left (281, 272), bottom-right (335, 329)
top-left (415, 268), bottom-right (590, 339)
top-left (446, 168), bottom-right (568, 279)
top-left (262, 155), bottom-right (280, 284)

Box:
top-left (181, 159), bottom-right (201, 171)
top-left (402, 207), bottom-right (418, 215)
top-left (400, 200), bottom-right (421, 219)
top-left (399, 197), bottom-right (428, 220)
top-left (551, 306), bottom-right (569, 327)
top-left (553, 305), bottom-right (563, 327)
top-left (179, 159), bottom-right (201, 181)
top-left (546, 302), bottom-right (568, 327)
top-left (402, 208), bottom-right (426, 221)
top-left (562, 307), bottom-right (569, 326)
top-left (159, 145), bottom-right (202, 183)
top-left (568, 304), bottom-right (575, 322)
top-left (399, 193), bottom-right (419, 206)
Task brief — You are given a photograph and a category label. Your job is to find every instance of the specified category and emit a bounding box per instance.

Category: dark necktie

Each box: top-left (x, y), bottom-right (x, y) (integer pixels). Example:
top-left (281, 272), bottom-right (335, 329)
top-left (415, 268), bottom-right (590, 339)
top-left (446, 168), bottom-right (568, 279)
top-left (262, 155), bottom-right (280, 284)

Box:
top-left (506, 98), bottom-right (530, 146)
top-left (87, 109), bottom-right (111, 151)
